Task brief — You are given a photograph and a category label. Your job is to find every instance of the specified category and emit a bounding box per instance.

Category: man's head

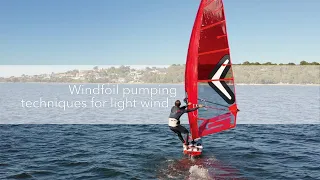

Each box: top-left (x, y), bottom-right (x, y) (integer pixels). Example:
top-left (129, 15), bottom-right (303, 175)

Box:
top-left (175, 100), bottom-right (181, 107)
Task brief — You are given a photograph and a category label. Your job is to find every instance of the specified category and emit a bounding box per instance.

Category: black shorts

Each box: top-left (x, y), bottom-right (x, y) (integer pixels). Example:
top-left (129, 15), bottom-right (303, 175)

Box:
top-left (170, 125), bottom-right (189, 134)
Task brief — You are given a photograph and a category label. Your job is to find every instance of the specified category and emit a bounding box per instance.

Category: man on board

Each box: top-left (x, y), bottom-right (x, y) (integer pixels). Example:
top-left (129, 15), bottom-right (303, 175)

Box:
top-left (168, 100), bottom-right (203, 148)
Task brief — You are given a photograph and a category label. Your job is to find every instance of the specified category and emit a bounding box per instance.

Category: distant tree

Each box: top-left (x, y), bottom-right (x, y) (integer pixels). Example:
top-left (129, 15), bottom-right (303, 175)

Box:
top-left (300, 61), bottom-right (308, 65)
top-left (93, 66), bottom-right (99, 71)
top-left (108, 67), bottom-right (116, 73)
top-left (310, 61), bottom-right (320, 65)
top-left (279, 63), bottom-right (284, 65)
top-left (253, 62), bottom-right (261, 65)
top-left (118, 65), bottom-right (130, 74)
top-left (288, 62), bottom-right (296, 65)
top-left (66, 69), bottom-right (79, 76)
top-left (85, 73), bottom-right (96, 83)
top-left (242, 61), bottom-right (250, 65)
top-left (263, 62), bottom-right (277, 65)
top-left (72, 69), bottom-right (79, 74)
top-left (99, 69), bottom-right (108, 77)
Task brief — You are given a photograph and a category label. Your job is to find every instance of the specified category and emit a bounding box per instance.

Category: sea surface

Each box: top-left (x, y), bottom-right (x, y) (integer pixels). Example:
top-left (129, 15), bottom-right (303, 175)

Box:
top-left (0, 83), bottom-right (319, 124)
top-left (0, 83), bottom-right (319, 179)
top-left (1, 125), bottom-right (319, 180)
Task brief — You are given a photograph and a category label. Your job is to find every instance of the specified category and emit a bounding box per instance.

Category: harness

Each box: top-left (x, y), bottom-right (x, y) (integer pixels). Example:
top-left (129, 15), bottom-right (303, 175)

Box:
top-left (168, 118), bottom-right (178, 127)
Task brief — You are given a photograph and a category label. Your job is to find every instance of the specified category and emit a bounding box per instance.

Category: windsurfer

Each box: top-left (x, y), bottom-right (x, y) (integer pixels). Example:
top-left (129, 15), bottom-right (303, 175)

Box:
top-left (168, 100), bottom-right (203, 147)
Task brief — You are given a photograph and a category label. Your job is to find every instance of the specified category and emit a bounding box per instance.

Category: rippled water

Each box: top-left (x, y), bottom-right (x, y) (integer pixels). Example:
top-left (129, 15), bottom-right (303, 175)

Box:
top-left (0, 83), bottom-right (319, 124)
top-left (1, 125), bottom-right (319, 179)
top-left (0, 83), bottom-right (319, 179)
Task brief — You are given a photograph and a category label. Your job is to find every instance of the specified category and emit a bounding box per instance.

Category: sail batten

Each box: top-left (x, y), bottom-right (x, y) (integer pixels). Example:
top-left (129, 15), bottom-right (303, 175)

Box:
top-left (201, 20), bottom-right (225, 30)
top-left (198, 78), bottom-right (234, 82)
top-left (198, 48), bottom-right (229, 56)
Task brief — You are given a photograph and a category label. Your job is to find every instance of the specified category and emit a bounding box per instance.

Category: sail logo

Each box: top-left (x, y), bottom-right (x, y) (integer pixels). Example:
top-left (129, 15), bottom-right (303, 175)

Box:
top-left (208, 55), bottom-right (235, 104)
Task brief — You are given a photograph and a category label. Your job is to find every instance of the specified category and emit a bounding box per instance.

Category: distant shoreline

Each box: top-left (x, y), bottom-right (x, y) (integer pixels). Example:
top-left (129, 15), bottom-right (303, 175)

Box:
top-left (236, 83), bottom-right (319, 86)
top-left (0, 82), bottom-right (319, 86)
top-left (1, 65), bottom-right (319, 84)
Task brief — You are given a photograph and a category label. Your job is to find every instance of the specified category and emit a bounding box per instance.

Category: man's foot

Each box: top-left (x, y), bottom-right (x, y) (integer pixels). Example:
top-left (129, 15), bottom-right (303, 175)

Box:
top-left (183, 144), bottom-right (189, 150)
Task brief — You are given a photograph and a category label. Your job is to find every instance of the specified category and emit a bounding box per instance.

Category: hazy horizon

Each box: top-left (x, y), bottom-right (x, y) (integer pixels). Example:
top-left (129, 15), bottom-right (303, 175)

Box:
top-left (0, 65), bottom-right (170, 77)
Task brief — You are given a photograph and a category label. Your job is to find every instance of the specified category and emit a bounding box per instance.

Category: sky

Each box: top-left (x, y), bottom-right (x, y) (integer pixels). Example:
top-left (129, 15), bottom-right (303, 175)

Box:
top-left (1, 0), bottom-right (320, 69)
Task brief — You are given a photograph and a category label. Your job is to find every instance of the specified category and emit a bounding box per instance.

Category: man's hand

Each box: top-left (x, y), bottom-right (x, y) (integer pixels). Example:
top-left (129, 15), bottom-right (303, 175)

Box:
top-left (188, 102), bottom-right (192, 106)
top-left (197, 104), bottom-right (204, 108)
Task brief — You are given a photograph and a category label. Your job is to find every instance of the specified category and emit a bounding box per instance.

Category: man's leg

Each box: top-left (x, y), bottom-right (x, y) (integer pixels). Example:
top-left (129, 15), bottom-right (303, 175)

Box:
top-left (170, 127), bottom-right (185, 143)
top-left (176, 132), bottom-right (185, 143)
top-left (176, 125), bottom-right (189, 145)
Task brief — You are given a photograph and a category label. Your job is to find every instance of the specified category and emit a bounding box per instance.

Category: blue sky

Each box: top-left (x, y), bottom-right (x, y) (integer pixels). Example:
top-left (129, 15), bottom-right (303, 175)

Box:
top-left (0, 0), bottom-right (319, 65)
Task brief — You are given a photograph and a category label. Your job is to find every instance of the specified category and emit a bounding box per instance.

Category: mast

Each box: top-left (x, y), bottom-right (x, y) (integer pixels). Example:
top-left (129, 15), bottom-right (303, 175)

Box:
top-left (185, 0), bottom-right (207, 140)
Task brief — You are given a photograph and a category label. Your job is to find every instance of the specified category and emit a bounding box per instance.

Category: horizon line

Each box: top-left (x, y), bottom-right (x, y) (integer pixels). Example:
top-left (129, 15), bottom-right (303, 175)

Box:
top-left (0, 63), bottom-right (318, 78)
top-left (0, 65), bottom-right (170, 78)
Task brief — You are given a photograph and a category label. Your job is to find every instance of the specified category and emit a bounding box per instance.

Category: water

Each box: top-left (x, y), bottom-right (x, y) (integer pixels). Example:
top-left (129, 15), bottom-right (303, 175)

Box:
top-left (0, 83), bottom-right (319, 179)
top-left (0, 83), bottom-right (319, 124)
top-left (1, 125), bottom-right (319, 179)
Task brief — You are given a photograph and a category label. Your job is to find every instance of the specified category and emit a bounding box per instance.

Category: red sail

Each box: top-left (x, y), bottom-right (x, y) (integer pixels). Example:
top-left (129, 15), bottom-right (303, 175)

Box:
top-left (185, 0), bottom-right (238, 140)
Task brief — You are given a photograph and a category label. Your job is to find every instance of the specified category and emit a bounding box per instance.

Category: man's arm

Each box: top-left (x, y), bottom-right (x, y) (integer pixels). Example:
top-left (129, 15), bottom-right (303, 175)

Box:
top-left (185, 104), bottom-right (204, 113)
top-left (180, 102), bottom-right (192, 109)
top-left (186, 107), bottom-right (199, 112)
top-left (180, 105), bottom-right (187, 109)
